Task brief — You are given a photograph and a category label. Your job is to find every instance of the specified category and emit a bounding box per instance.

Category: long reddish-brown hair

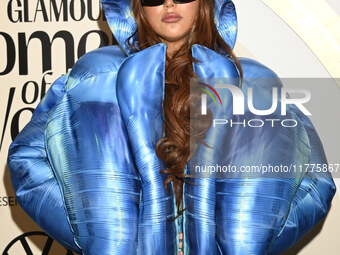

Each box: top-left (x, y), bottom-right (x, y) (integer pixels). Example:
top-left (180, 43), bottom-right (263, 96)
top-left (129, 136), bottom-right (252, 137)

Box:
top-left (129, 0), bottom-right (243, 218)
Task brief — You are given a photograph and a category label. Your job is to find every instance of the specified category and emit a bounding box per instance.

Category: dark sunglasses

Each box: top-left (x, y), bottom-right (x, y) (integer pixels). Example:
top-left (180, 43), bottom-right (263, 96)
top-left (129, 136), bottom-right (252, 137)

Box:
top-left (141, 0), bottom-right (196, 7)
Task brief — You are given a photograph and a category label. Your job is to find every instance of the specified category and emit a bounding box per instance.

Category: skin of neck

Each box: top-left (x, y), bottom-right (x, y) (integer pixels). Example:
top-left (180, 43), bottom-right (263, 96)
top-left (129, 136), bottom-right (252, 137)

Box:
top-left (165, 39), bottom-right (185, 55)
top-left (161, 35), bottom-right (189, 58)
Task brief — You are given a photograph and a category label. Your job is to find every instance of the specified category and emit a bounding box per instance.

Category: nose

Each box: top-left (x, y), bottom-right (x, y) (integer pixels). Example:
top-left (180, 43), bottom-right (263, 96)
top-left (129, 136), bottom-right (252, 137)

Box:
top-left (164, 0), bottom-right (176, 9)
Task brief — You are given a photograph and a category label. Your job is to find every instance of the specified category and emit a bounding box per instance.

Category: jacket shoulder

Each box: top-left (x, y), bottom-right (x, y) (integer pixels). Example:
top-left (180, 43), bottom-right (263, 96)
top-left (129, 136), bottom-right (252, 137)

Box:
top-left (239, 57), bottom-right (282, 88)
top-left (66, 45), bottom-right (127, 91)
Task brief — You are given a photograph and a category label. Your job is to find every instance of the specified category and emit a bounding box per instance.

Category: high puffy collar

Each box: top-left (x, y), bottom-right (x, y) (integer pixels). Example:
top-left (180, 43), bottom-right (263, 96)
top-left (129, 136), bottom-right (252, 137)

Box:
top-left (101, 0), bottom-right (238, 55)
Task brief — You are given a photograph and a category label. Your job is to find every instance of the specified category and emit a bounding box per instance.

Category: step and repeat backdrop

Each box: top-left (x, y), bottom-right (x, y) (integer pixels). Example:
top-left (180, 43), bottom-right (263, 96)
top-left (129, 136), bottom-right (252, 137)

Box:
top-left (1, 0), bottom-right (340, 254)
top-left (0, 0), bottom-right (116, 253)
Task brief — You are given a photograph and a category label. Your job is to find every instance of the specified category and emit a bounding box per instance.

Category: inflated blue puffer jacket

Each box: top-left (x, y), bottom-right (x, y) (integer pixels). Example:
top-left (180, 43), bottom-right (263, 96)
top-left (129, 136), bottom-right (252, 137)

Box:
top-left (8, 0), bottom-right (336, 254)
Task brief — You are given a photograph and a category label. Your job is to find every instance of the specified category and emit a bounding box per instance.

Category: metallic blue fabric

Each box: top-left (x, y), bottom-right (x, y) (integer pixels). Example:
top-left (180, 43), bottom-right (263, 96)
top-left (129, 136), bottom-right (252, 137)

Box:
top-left (44, 46), bottom-right (140, 254)
top-left (8, 75), bottom-right (81, 253)
top-left (182, 45), bottom-right (240, 255)
top-left (117, 44), bottom-right (176, 254)
top-left (7, 1), bottom-right (336, 255)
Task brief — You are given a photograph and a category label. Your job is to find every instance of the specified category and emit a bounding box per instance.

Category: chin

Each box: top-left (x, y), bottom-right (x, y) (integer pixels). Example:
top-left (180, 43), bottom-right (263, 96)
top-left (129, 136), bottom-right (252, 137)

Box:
top-left (162, 31), bottom-right (191, 43)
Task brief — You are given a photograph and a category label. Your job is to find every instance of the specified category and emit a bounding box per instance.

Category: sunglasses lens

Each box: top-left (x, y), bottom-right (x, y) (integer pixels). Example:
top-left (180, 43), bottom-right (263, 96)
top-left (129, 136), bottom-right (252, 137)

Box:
top-left (141, 0), bottom-right (165, 6)
top-left (141, 0), bottom-right (196, 7)
top-left (174, 0), bottom-right (196, 3)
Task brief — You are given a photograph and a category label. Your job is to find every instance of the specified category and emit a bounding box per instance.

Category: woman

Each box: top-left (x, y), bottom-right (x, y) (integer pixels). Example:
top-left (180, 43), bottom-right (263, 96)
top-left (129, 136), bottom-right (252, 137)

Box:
top-left (131, 1), bottom-right (242, 254)
top-left (135, 0), bottom-right (242, 226)
top-left (7, 0), bottom-right (336, 254)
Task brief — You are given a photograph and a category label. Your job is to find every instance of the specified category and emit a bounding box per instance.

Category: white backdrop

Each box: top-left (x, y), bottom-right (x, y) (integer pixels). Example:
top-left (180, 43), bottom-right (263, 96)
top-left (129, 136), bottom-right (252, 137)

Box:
top-left (234, 0), bottom-right (340, 254)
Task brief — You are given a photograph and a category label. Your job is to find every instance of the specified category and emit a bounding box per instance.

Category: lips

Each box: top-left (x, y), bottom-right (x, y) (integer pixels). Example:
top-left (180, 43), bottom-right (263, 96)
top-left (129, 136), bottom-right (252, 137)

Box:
top-left (162, 12), bottom-right (182, 23)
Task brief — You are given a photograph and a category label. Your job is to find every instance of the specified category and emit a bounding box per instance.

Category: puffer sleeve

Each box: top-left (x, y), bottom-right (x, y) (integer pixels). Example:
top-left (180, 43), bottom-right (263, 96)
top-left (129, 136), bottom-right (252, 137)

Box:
top-left (190, 47), bottom-right (336, 255)
top-left (267, 96), bottom-right (336, 254)
top-left (7, 74), bottom-right (81, 253)
top-left (43, 46), bottom-right (141, 255)
top-left (8, 45), bottom-right (142, 255)
top-left (237, 58), bottom-right (336, 254)
top-left (232, 58), bottom-right (336, 254)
